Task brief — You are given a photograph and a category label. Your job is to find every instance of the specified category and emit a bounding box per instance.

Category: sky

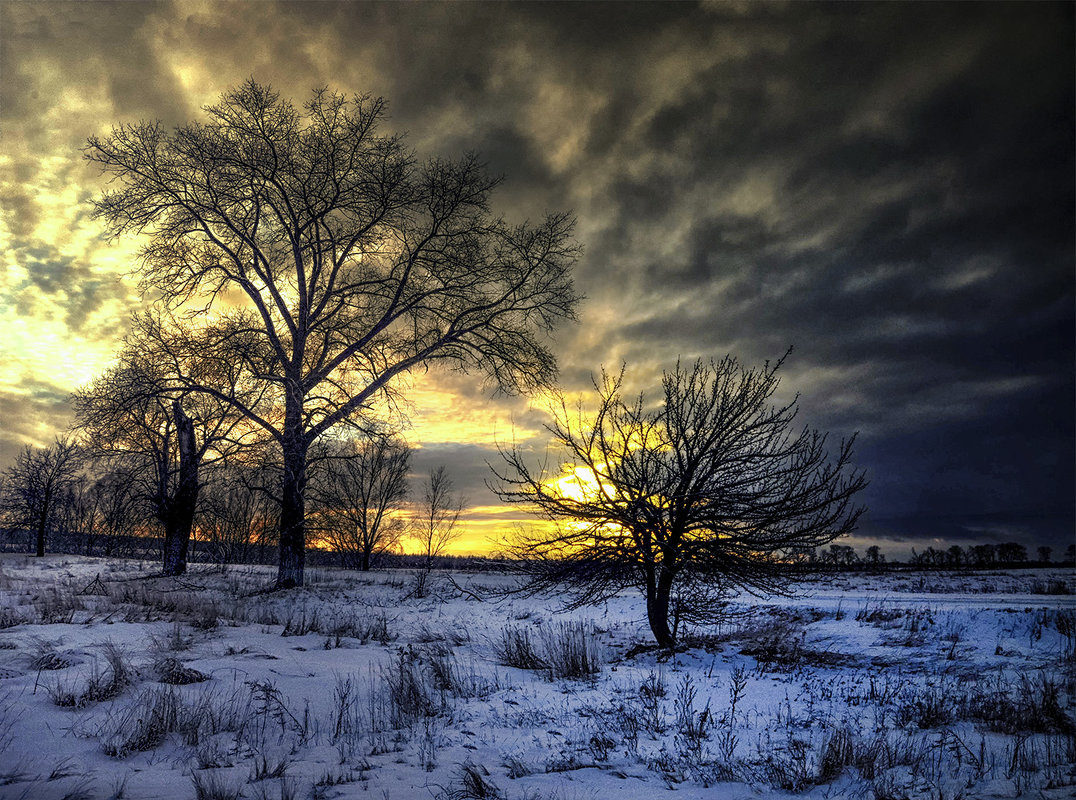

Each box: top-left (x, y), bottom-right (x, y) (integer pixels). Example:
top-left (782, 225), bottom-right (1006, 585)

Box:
top-left (1, 1), bottom-right (1073, 558)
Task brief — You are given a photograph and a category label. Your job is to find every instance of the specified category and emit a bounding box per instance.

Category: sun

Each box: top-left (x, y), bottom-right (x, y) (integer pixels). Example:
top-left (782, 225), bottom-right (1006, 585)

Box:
top-left (550, 464), bottom-right (604, 503)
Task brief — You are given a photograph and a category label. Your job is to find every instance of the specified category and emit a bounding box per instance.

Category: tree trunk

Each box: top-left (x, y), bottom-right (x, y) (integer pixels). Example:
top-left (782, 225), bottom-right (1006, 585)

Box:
top-left (645, 576), bottom-right (676, 649)
top-left (277, 408), bottom-right (308, 588)
top-left (35, 492), bottom-right (49, 557)
top-left (162, 400), bottom-right (199, 577)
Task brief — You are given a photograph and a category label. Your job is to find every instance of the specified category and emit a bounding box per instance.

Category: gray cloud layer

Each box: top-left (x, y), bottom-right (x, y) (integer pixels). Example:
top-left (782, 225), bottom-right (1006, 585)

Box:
top-left (1, 1), bottom-right (1071, 552)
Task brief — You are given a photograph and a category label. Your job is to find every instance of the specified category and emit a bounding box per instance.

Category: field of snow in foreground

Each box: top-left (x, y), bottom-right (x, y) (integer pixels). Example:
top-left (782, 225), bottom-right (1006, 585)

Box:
top-left (0, 555), bottom-right (1072, 800)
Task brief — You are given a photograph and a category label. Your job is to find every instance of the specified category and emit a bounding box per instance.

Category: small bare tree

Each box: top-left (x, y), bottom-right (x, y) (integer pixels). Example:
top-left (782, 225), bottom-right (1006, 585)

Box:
top-left (56, 476), bottom-right (101, 556)
top-left (88, 470), bottom-right (144, 558)
top-left (493, 355), bottom-right (867, 648)
top-left (0, 437), bottom-right (82, 557)
top-left (198, 473), bottom-right (276, 568)
top-left (313, 435), bottom-right (411, 571)
top-left (411, 466), bottom-right (464, 595)
top-left (198, 455), bottom-right (280, 567)
top-left (73, 329), bottom-right (257, 575)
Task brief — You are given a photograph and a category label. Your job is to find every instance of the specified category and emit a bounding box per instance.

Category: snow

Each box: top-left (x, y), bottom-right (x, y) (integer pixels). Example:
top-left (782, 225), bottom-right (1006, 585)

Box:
top-left (0, 554), bottom-right (1072, 799)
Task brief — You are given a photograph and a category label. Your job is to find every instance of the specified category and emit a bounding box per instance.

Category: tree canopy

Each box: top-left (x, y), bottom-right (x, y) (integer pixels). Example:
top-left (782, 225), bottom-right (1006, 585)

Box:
top-left (494, 355), bottom-right (868, 648)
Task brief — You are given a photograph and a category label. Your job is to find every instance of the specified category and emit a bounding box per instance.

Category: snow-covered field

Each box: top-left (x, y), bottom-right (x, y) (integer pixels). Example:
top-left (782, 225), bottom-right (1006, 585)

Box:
top-left (0, 555), bottom-right (1072, 800)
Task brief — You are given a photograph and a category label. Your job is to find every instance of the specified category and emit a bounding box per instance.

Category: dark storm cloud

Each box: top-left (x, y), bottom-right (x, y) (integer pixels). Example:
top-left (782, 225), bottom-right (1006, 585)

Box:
top-left (409, 444), bottom-right (499, 505)
top-left (416, 1), bottom-right (1075, 550)
top-left (8, 237), bottom-right (131, 333)
top-left (0, 2), bottom-right (188, 147)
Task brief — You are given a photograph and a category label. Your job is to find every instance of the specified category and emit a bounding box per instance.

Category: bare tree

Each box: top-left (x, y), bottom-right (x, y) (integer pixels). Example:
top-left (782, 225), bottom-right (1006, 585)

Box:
top-left (73, 333), bottom-right (255, 575)
top-left (198, 454), bottom-right (280, 567)
top-left (88, 470), bottom-right (144, 558)
top-left (86, 81), bottom-right (580, 587)
top-left (1037, 545), bottom-right (1052, 564)
top-left (997, 542), bottom-right (1028, 565)
top-left (827, 544), bottom-right (859, 569)
top-left (411, 466), bottom-right (464, 595)
top-left (313, 435), bottom-right (410, 571)
top-left (199, 472), bottom-right (276, 568)
top-left (969, 543), bottom-right (996, 567)
top-left (493, 355), bottom-right (867, 649)
top-left (56, 476), bottom-right (101, 556)
top-left (0, 437), bottom-right (82, 557)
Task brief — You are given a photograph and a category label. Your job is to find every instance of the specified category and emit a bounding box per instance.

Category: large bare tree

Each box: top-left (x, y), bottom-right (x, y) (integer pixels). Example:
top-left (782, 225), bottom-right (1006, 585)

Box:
top-left (0, 437), bottom-right (81, 557)
top-left (312, 435), bottom-right (411, 571)
top-left (493, 355), bottom-right (868, 648)
top-left (86, 81), bottom-right (580, 587)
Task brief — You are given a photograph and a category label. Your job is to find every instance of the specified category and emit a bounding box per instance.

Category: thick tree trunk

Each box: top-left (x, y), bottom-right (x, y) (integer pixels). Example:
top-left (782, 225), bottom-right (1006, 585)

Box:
top-left (277, 468), bottom-right (306, 587)
top-left (162, 518), bottom-right (190, 576)
top-left (162, 400), bottom-right (199, 577)
top-left (277, 406), bottom-right (309, 588)
top-left (645, 575), bottom-right (676, 649)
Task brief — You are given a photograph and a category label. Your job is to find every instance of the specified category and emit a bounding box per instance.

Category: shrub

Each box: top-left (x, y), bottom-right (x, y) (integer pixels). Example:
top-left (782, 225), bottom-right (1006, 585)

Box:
top-left (30, 640), bottom-right (70, 671)
top-left (673, 675), bottom-right (712, 760)
top-left (0, 606), bottom-right (22, 629)
top-left (895, 684), bottom-right (953, 729)
top-left (154, 656), bottom-right (208, 685)
top-left (384, 648), bottom-right (444, 727)
top-left (426, 649), bottom-right (499, 699)
top-left (1029, 579), bottom-right (1073, 595)
top-left (730, 614), bottom-right (806, 668)
top-left (964, 672), bottom-right (1074, 735)
top-left (102, 686), bottom-right (180, 757)
top-left (542, 621), bottom-right (602, 679)
top-left (817, 727), bottom-right (856, 782)
top-left (31, 588), bottom-right (83, 623)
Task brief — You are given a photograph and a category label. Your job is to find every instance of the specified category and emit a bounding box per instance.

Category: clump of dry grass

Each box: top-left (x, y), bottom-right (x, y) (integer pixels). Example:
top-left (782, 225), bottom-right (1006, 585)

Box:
top-left (48, 642), bottom-right (132, 708)
top-left (439, 763), bottom-right (503, 800)
top-left (153, 656), bottom-right (208, 686)
top-left (190, 769), bottom-right (244, 800)
top-left (30, 639), bottom-right (70, 671)
top-left (495, 621), bottom-right (603, 680)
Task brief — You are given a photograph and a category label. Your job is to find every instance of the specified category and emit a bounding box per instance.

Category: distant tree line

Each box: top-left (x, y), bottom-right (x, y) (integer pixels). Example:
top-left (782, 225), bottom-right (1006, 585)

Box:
top-left (789, 541), bottom-right (1075, 570)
